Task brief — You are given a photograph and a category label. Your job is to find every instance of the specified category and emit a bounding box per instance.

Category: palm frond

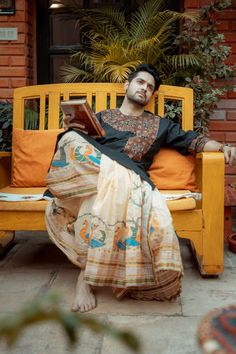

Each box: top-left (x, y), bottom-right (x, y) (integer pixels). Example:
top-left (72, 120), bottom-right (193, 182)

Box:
top-left (129, 0), bottom-right (170, 39)
top-left (86, 6), bottom-right (129, 36)
top-left (168, 54), bottom-right (202, 70)
top-left (60, 0), bottom-right (200, 85)
top-left (59, 65), bottom-right (94, 83)
top-left (99, 62), bottom-right (141, 82)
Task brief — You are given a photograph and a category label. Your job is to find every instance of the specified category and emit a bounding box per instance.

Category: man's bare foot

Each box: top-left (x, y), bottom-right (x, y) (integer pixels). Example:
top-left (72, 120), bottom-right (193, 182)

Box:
top-left (71, 270), bottom-right (96, 313)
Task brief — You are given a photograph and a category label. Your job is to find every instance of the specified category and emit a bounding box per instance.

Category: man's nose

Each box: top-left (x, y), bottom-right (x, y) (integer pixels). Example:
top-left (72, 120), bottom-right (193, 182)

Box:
top-left (141, 83), bottom-right (147, 91)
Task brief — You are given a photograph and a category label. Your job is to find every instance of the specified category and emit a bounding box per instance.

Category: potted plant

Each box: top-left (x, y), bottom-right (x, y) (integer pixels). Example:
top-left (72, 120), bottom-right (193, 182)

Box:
top-left (59, 0), bottom-right (235, 132)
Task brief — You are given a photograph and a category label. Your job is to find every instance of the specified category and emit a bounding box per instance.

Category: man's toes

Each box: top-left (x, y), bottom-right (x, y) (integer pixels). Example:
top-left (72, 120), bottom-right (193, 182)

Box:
top-left (71, 303), bottom-right (79, 312)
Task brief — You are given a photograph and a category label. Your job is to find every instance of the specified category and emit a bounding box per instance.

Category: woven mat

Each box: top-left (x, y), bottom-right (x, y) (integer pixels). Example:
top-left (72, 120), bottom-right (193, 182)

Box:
top-left (198, 305), bottom-right (236, 354)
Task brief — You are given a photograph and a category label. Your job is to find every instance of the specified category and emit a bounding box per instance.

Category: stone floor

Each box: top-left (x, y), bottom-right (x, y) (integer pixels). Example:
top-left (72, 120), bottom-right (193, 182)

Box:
top-left (0, 230), bottom-right (236, 354)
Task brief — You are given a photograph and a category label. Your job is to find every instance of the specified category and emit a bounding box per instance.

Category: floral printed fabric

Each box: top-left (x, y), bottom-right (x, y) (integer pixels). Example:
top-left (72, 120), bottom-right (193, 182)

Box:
top-left (45, 131), bottom-right (183, 300)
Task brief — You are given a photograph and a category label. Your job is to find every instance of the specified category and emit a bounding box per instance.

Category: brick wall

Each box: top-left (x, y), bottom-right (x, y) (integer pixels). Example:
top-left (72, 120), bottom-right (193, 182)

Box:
top-left (0, 0), bottom-right (35, 101)
top-left (184, 0), bottom-right (236, 184)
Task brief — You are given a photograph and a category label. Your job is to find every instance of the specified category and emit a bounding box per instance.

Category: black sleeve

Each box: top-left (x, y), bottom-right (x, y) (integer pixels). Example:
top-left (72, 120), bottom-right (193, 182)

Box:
top-left (164, 119), bottom-right (199, 155)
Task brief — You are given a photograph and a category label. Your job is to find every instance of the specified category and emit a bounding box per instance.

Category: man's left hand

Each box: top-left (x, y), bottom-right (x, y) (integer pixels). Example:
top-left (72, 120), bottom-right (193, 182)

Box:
top-left (223, 145), bottom-right (236, 167)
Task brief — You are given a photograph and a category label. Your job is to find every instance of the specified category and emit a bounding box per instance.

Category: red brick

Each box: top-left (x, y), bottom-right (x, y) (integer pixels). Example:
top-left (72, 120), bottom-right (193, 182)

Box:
top-left (8, 11), bottom-right (26, 22)
top-left (0, 16), bottom-right (11, 22)
top-left (208, 132), bottom-right (225, 141)
top-left (10, 78), bottom-right (28, 87)
top-left (227, 111), bottom-right (236, 120)
top-left (217, 99), bottom-right (236, 109)
top-left (230, 43), bottom-right (236, 53)
top-left (226, 165), bottom-right (236, 174)
top-left (219, 10), bottom-right (236, 20)
top-left (0, 46), bottom-right (26, 55)
top-left (9, 56), bottom-right (27, 66)
top-left (224, 33), bottom-right (236, 42)
top-left (225, 54), bottom-right (236, 65)
top-left (211, 110), bottom-right (226, 120)
top-left (232, 22), bottom-right (236, 30)
top-left (15, 0), bottom-right (27, 11)
top-left (228, 90), bottom-right (236, 99)
top-left (226, 132), bottom-right (236, 141)
top-left (0, 78), bottom-right (10, 87)
top-left (0, 67), bottom-right (27, 77)
top-left (209, 121), bottom-right (236, 131)
top-left (0, 56), bottom-right (9, 65)
top-left (225, 176), bottom-right (236, 185)
top-left (0, 23), bottom-right (27, 33)
top-left (0, 88), bottom-right (13, 100)
top-left (216, 21), bottom-right (230, 31)
top-left (200, 0), bottom-right (210, 6)
top-left (16, 23), bottom-right (28, 34)
top-left (184, 0), bottom-right (199, 8)
top-left (15, 33), bottom-right (26, 44)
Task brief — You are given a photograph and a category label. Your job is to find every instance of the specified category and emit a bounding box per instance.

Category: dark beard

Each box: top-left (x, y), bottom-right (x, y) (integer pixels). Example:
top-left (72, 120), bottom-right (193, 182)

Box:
top-left (126, 92), bottom-right (147, 106)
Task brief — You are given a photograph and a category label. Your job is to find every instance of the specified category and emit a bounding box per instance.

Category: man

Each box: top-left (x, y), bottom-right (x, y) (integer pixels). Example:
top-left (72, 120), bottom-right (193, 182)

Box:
top-left (45, 64), bottom-right (236, 313)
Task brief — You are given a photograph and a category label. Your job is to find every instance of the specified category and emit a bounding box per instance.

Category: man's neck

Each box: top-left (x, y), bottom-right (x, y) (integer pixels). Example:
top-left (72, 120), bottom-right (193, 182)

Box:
top-left (119, 98), bottom-right (145, 116)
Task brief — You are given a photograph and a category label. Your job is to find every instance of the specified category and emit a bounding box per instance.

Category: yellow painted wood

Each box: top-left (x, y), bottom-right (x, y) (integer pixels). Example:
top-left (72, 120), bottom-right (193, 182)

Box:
top-left (196, 152), bottom-right (225, 273)
top-left (86, 93), bottom-right (92, 107)
top-left (157, 85), bottom-right (194, 130)
top-left (95, 91), bottom-right (108, 112)
top-left (39, 94), bottom-right (46, 130)
top-left (48, 91), bottom-right (61, 129)
top-left (110, 91), bottom-right (117, 110)
top-left (171, 210), bottom-right (203, 230)
top-left (0, 211), bottom-right (46, 230)
top-left (0, 83), bottom-right (225, 275)
top-left (0, 231), bottom-right (15, 247)
top-left (0, 152), bottom-right (11, 157)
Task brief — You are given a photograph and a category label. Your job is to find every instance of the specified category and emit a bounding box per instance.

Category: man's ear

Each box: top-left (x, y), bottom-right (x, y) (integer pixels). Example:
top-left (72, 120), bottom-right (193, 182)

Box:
top-left (124, 80), bottom-right (129, 91)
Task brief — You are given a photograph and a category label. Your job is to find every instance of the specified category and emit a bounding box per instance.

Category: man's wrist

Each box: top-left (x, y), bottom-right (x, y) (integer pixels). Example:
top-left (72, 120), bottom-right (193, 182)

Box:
top-left (219, 143), bottom-right (232, 152)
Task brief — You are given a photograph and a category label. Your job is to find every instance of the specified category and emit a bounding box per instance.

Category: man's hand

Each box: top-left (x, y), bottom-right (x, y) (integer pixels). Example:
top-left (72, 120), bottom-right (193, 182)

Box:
top-left (222, 145), bottom-right (236, 167)
top-left (204, 140), bottom-right (236, 167)
top-left (63, 114), bottom-right (85, 131)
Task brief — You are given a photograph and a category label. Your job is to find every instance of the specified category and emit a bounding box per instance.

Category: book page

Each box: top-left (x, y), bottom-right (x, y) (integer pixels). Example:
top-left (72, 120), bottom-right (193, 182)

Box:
top-left (0, 193), bottom-right (52, 202)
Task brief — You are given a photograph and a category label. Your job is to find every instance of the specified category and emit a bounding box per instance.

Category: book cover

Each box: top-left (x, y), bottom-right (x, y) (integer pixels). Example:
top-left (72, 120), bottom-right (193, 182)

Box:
top-left (61, 98), bottom-right (106, 138)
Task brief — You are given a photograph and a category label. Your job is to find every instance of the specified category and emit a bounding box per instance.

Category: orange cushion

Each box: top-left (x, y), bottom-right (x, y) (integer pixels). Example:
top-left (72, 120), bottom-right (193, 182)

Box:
top-left (148, 148), bottom-right (197, 192)
top-left (11, 128), bottom-right (63, 187)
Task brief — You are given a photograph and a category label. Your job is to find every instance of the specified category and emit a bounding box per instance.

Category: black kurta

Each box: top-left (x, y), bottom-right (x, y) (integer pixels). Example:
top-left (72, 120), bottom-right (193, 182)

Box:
top-left (63, 108), bottom-right (208, 189)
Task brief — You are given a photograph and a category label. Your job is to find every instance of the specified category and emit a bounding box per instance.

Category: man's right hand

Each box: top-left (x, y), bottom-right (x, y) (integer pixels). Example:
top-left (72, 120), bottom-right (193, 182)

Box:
top-left (63, 114), bottom-right (85, 131)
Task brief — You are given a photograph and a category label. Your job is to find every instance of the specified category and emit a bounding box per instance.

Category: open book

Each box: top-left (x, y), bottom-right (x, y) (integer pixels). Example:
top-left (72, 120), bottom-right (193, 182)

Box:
top-left (61, 98), bottom-right (106, 138)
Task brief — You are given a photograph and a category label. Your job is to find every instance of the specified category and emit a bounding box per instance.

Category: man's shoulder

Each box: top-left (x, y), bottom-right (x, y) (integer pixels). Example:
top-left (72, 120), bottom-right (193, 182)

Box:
top-left (144, 110), bottom-right (161, 121)
top-left (96, 108), bottom-right (114, 117)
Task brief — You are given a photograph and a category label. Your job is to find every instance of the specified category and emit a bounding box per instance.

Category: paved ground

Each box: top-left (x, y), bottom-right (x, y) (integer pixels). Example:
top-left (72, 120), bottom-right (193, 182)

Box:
top-left (0, 229), bottom-right (236, 354)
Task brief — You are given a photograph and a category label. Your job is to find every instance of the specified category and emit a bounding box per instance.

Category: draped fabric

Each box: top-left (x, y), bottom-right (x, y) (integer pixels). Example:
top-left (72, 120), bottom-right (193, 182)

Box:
top-left (45, 131), bottom-right (183, 300)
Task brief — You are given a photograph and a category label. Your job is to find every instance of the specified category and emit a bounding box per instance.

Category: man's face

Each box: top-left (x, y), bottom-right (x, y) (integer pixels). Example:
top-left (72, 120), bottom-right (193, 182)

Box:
top-left (124, 71), bottom-right (155, 106)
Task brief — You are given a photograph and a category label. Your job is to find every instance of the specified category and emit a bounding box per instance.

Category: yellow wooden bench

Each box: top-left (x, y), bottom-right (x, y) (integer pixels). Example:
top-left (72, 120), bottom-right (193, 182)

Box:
top-left (0, 83), bottom-right (225, 275)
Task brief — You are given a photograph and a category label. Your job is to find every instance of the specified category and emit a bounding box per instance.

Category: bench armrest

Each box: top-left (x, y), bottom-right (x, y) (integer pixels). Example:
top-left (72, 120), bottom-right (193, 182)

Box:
top-left (195, 151), bottom-right (224, 219)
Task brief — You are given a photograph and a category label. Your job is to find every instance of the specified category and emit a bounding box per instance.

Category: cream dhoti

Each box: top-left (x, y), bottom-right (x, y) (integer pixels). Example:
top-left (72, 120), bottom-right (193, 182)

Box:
top-left (45, 131), bottom-right (183, 300)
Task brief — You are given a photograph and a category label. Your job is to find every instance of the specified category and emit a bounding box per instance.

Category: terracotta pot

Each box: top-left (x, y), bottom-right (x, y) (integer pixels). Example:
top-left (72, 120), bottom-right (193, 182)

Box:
top-left (228, 233), bottom-right (236, 253)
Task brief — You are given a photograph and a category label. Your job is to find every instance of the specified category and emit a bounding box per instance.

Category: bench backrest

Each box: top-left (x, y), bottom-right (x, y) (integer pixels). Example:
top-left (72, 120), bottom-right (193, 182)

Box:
top-left (13, 83), bottom-right (194, 131)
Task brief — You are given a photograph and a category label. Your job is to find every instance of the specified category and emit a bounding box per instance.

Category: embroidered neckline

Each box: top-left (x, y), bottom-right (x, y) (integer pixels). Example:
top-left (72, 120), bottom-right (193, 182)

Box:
top-left (101, 109), bottom-right (160, 161)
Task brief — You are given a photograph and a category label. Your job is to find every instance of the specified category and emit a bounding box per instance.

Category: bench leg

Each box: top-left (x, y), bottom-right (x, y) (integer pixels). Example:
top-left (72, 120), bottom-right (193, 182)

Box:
top-left (224, 206), bottom-right (232, 241)
top-left (0, 231), bottom-right (15, 256)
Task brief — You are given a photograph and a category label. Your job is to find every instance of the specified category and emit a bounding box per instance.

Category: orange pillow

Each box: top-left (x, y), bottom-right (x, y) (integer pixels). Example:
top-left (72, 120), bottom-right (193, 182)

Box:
top-left (148, 148), bottom-right (197, 191)
top-left (11, 128), bottom-right (63, 187)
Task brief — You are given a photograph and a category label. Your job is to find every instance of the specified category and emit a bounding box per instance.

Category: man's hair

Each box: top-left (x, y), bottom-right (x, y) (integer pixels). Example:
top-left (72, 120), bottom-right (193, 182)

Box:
top-left (127, 64), bottom-right (162, 92)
